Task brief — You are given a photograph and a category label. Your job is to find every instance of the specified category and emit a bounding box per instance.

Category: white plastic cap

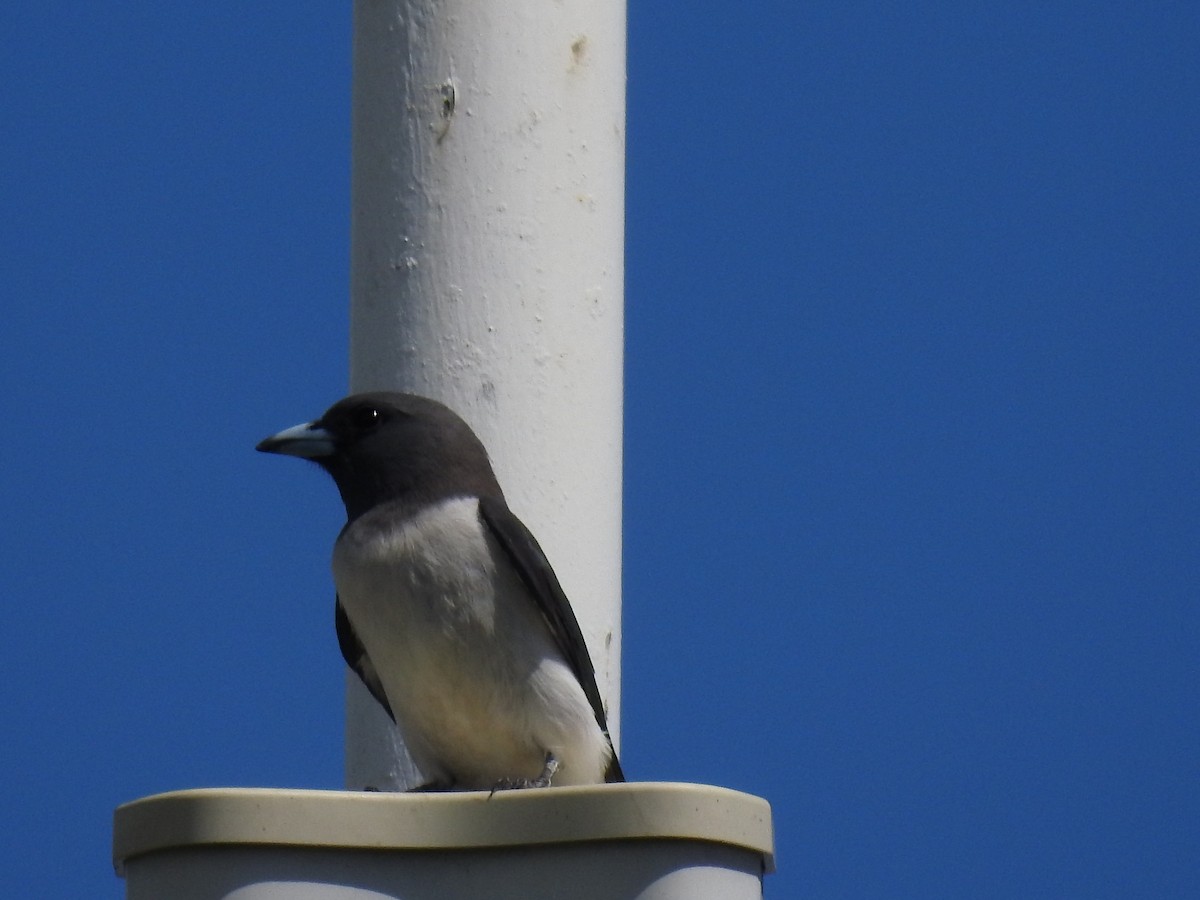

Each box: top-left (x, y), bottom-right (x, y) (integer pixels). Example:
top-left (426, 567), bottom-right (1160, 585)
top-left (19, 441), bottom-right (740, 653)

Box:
top-left (114, 782), bottom-right (775, 899)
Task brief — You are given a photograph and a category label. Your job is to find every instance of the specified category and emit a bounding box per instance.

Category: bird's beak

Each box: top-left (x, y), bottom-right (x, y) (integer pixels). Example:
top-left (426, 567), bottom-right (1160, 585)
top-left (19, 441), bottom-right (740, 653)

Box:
top-left (256, 421), bottom-right (336, 459)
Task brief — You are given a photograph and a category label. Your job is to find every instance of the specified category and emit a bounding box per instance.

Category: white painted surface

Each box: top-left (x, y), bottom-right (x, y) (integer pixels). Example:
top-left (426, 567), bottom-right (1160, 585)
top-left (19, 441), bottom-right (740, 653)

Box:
top-left (347, 0), bottom-right (626, 790)
top-left (114, 785), bottom-right (773, 899)
top-left (123, 843), bottom-right (763, 900)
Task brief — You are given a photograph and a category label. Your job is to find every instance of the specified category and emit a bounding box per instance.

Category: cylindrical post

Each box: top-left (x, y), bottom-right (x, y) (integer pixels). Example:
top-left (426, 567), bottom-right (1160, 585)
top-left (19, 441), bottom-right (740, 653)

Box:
top-left (347, 0), bottom-right (626, 790)
top-left (115, 12), bottom-right (773, 896)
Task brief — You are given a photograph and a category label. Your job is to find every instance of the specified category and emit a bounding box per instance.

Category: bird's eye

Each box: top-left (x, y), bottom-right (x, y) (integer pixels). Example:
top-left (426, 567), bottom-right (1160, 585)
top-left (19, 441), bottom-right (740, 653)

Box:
top-left (353, 407), bottom-right (381, 430)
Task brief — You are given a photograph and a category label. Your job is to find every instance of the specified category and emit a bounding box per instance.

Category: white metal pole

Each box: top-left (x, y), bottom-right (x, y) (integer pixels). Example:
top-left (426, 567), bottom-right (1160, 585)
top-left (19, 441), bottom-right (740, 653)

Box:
top-left (346, 0), bottom-right (626, 791)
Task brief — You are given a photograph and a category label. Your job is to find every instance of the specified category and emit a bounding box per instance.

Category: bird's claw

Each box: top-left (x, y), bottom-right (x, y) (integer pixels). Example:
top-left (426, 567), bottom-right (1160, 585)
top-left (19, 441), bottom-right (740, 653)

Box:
top-left (488, 752), bottom-right (559, 796)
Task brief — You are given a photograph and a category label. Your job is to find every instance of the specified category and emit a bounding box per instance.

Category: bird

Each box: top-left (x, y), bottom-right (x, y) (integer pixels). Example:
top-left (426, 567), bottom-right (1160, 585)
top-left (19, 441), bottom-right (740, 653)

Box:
top-left (256, 391), bottom-right (623, 791)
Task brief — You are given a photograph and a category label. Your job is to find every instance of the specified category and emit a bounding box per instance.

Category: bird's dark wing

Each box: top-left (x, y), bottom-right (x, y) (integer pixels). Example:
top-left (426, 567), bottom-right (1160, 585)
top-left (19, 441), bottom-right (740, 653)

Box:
top-left (478, 496), bottom-right (625, 782)
top-left (335, 595), bottom-right (394, 721)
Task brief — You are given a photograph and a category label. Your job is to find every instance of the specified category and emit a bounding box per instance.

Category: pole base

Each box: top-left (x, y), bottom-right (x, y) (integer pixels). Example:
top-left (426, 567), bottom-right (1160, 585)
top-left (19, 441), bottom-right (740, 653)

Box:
top-left (113, 782), bottom-right (774, 899)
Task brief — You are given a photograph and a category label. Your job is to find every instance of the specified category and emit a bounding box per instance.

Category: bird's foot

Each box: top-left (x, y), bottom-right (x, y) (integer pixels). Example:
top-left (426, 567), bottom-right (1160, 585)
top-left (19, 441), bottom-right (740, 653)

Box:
top-left (488, 753), bottom-right (559, 796)
top-left (532, 752), bottom-right (560, 787)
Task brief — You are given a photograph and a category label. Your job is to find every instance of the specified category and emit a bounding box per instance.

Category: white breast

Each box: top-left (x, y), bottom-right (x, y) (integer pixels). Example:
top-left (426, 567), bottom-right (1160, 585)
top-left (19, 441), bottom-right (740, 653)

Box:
top-left (331, 496), bottom-right (609, 788)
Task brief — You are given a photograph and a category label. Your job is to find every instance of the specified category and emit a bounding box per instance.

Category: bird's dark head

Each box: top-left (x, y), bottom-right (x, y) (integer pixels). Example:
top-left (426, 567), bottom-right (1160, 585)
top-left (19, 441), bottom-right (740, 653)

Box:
top-left (256, 392), bottom-right (503, 521)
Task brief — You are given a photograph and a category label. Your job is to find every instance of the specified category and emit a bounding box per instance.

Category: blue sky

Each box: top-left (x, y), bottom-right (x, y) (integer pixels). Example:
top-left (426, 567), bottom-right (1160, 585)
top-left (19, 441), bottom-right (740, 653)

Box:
top-left (3, 4), bottom-right (1197, 897)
